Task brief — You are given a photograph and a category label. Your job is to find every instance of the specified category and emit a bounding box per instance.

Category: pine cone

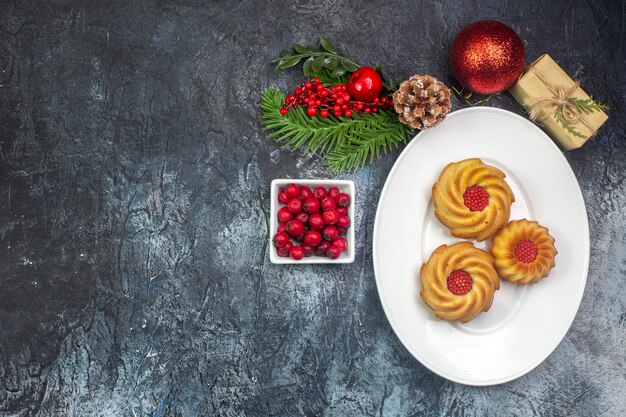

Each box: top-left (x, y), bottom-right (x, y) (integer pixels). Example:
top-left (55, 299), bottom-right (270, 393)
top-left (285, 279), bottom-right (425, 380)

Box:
top-left (393, 75), bottom-right (452, 129)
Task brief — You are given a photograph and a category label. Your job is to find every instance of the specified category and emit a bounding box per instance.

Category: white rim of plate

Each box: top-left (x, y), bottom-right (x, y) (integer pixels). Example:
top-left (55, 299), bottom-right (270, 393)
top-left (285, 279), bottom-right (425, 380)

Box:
top-left (372, 107), bottom-right (590, 386)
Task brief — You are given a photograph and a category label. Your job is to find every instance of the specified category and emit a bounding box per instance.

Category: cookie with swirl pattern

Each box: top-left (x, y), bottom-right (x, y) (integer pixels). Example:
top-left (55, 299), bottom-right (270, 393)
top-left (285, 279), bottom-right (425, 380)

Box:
top-left (432, 158), bottom-right (515, 241)
top-left (420, 242), bottom-right (500, 323)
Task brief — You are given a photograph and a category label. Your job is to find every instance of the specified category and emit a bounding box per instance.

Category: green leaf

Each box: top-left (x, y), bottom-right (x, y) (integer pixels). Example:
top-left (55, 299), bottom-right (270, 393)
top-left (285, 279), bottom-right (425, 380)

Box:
top-left (280, 49), bottom-right (292, 58)
top-left (293, 44), bottom-right (308, 53)
top-left (312, 56), bottom-right (325, 71)
top-left (343, 61), bottom-right (360, 72)
top-left (323, 57), bottom-right (338, 70)
top-left (303, 57), bottom-right (314, 76)
top-left (320, 36), bottom-right (336, 53)
top-left (275, 56), bottom-right (301, 72)
top-left (374, 61), bottom-right (383, 74)
top-left (331, 67), bottom-right (347, 78)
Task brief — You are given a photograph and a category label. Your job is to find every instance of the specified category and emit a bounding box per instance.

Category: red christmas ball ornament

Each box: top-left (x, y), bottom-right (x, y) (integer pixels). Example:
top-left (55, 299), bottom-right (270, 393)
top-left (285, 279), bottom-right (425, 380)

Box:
top-left (347, 66), bottom-right (383, 102)
top-left (449, 20), bottom-right (525, 95)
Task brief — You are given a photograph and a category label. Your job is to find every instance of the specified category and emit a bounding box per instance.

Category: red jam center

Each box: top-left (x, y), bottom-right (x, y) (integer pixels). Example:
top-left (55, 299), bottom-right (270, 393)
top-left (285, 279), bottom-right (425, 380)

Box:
top-left (514, 239), bottom-right (538, 263)
top-left (447, 269), bottom-right (473, 295)
top-left (463, 185), bottom-right (489, 211)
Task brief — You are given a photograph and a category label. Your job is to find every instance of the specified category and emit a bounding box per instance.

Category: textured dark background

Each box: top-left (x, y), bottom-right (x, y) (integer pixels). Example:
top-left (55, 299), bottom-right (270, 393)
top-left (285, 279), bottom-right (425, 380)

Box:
top-left (1, 0), bottom-right (625, 416)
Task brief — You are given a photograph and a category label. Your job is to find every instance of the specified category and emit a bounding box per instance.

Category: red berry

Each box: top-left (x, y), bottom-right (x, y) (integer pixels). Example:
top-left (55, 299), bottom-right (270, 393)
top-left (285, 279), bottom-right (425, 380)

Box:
top-left (322, 225), bottom-right (339, 241)
top-left (338, 227), bottom-right (348, 236)
top-left (336, 97), bottom-right (345, 105)
top-left (322, 209), bottom-right (339, 225)
top-left (514, 240), bottom-right (539, 263)
top-left (290, 245), bottom-right (305, 260)
top-left (278, 191), bottom-right (290, 205)
top-left (304, 81), bottom-right (313, 90)
top-left (299, 186), bottom-right (313, 200)
top-left (277, 206), bottom-right (293, 223)
top-left (273, 232), bottom-right (291, 247)
top-left (334, 111), bottom-right (342, 117)
top-left (337, 207), bottom-right (348, 215)
top-left (321, 196), bottom-right (337, 211)
top-left (332, 237), bottom-right (348, 252)
top-left (364, 107), bottom-right (371, 113)
top-left (316, 84), bottom-right (324, 92)
top-left (277, 242), bottom-right (293, 257)
top-left (463, 186), bottom-right (489, 211)
top-left (313, 187), bottom-right (327, 199)
top-left (447, 270), bottom-right (473, 295)
top-left (303, 197), bottom-right (320, 214)
top-left (295, 212), bottom-right (309, 224)
top-left (279, 108), bottom-right (288, 115)
top-left (306, 107), bottom-right (318, 116)
top-left (308, 213), bottom-right (324, 230)
top-left (303, 230), bottom-right (323, 247)
top-left (285, 183), bottom-right (300, 198)
top-left (277, 223), bottom-right (287, 233)
top-left (301, 244), bottom-right (314, 257)
top-left (336, 193), bottom-right (351, 207)
top-left (328, 187), bottom-right (340, 198)
top-left (320, 109), bottom-right (329, 118)
top-left (336, 214), bottom-right (350, 228)
top-left (313, 77), bottom-right (321, 83)
top-left (326, 245), bottom-right (342, 259)
top-left (295, 87), bottom-right (303, 95)
top-left (315, 241), bottom-right (331, 256)
top-left (287, 198), bottom-right (303, 214)
top-left (344, 110), bottom-right (352, 117)
top-left (286, 219), bottom-right (305, 237)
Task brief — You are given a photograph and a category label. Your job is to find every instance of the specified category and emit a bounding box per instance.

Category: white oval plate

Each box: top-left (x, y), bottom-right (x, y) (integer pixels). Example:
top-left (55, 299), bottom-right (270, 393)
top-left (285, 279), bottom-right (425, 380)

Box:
top-left (373, 107), bottom-right (589, 386)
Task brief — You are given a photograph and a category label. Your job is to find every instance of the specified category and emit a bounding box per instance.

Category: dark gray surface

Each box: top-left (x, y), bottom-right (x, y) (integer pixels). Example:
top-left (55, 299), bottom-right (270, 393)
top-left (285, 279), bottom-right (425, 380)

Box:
top-left (1, 1), bottom-right (625, 416)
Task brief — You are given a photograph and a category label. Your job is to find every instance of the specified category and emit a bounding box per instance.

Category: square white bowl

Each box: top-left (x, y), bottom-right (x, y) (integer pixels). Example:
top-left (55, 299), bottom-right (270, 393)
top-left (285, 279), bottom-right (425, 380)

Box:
top-left (269, 179), bottom-right (355, 264)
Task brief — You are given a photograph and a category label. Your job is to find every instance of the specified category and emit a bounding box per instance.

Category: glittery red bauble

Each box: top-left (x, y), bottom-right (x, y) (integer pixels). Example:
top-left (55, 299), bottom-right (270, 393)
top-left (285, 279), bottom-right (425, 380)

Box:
top-left (450, 20), bottom-right (525, 95)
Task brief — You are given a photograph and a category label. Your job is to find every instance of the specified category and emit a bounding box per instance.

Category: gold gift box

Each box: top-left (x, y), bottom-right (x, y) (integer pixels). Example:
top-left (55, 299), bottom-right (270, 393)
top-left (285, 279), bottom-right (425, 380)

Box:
top-left (509, 54), bottom-right (608, 151)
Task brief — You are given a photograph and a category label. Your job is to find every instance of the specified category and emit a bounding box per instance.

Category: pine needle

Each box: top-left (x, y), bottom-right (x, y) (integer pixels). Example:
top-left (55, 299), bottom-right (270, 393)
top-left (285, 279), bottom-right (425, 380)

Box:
top-left (261, 88), bottom-right (414, 173)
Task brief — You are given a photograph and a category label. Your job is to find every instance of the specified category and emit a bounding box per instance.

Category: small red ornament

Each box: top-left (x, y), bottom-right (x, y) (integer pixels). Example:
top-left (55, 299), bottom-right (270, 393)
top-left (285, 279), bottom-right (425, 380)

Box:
top-left (347, 67), bottom-right (383, 103)
top-left (449, 20), bottom-right (525, 95)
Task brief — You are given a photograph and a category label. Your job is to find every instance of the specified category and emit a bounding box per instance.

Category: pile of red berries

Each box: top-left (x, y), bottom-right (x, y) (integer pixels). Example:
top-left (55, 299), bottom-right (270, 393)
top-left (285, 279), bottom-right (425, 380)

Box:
top-left (273, 183), bottom-right (351, 260)
top-left (279, 78), bottom-right (393, 118)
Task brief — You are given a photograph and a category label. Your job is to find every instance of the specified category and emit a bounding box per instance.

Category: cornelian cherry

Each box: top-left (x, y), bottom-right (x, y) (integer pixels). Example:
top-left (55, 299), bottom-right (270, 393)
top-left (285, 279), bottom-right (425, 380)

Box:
top-left (285, 183), bottom-right (300, 198)
top-left (308, 213), bottom-right (324, 230)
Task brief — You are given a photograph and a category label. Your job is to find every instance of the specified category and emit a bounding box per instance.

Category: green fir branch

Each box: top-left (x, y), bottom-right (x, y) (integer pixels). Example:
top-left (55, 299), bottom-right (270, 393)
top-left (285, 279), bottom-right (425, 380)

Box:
top-left (326, 115), bottom-right (412, 172)
top-left (261, 88), bottom-right (414, 173)
top-left (553, 97), bottom-right (608, 138)
top-left (568, 97), bottom-right (609, 114)
top-left (554, 106), bottom-right (586, 138)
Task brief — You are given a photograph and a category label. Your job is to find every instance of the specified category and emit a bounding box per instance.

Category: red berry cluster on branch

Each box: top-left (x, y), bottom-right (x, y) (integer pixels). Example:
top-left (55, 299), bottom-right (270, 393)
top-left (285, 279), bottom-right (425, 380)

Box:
top-left (280, 78), bottom-right (393, 118)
